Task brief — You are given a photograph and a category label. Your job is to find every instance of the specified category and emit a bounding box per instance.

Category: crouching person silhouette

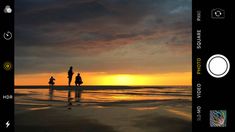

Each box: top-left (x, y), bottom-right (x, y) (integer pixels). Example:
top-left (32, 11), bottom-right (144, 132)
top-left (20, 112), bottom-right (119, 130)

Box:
top-left (75, 73), bottom-right (83, 87)
top-left (75, 73), bottom-right (83, 103)
top-left (48, 76), bottom-right (55, 86)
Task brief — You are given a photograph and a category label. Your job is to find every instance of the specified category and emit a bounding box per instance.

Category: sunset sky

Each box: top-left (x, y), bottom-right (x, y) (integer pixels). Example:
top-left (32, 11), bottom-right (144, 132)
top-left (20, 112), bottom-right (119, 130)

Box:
top-left (15, 0), bottom-right (192, 86)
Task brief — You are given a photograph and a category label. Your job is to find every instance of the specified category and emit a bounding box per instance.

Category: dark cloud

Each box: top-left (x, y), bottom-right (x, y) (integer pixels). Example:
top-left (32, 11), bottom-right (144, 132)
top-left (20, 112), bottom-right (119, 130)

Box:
top-left (15, 0), bottom-right (191, 74)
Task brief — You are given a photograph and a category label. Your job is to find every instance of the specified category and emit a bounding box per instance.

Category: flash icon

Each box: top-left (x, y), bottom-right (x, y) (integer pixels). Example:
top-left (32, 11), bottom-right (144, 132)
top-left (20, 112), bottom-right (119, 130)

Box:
top-left (6, 121), bottom-right (10, 128)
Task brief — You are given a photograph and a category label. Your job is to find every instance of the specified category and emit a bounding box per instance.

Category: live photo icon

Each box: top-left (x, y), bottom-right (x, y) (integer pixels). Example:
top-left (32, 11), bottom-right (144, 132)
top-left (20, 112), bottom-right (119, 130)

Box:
top-left (210, 110), bottom-right (227, 127)
top-left (3, 5), bottom-right (12, 14)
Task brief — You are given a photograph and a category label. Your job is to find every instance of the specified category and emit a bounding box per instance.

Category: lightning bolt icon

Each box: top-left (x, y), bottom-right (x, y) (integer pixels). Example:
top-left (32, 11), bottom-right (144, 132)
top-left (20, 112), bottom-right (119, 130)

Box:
top-left (6, 121), bottom-right (10, 128)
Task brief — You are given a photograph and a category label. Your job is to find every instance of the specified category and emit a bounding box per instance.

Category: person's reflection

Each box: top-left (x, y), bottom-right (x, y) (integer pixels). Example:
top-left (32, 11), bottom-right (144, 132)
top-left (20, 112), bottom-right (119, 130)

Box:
top-left (49, 86), bottom-right (54, 101)
top-left (67, 87), bottom-right (83, 109)
top-left (68, 87), bottom-right (72, 106)
top-left (75, 87), bottom-right (82, 103)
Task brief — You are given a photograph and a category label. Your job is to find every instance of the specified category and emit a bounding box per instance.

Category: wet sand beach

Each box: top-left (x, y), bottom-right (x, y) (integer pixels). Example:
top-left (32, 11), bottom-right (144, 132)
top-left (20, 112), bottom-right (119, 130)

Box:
top-left (15, 86), bottom-right (192, 132)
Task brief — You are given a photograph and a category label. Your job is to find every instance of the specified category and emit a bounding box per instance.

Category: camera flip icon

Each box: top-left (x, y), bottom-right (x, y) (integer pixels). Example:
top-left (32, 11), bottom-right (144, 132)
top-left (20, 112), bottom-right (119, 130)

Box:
top-left (211, 8), bottom-right (225, 19)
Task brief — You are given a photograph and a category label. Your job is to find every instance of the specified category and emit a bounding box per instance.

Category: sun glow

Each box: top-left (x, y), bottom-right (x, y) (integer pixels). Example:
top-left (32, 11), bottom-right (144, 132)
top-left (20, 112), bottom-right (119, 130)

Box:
top-left (15, 72), bottom-right (191, 86)
top-left (99, 74), bottom-right (149, 85)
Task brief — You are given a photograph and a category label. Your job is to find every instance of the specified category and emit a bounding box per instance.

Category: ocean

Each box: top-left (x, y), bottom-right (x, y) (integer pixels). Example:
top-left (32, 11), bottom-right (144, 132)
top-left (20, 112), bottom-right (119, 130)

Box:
top-left (15, 86), bottom-right (191, 106)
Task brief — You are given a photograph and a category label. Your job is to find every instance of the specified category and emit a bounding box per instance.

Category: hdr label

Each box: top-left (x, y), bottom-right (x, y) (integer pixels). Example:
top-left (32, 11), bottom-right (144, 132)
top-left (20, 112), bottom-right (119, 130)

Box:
top-left (2, 95), bottom-right (13, 100)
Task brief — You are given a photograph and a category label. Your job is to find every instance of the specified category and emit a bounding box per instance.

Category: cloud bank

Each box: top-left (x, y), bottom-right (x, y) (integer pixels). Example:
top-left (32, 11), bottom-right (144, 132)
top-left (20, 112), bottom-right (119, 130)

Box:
top-left (15, 0), bottom-right (192, 74)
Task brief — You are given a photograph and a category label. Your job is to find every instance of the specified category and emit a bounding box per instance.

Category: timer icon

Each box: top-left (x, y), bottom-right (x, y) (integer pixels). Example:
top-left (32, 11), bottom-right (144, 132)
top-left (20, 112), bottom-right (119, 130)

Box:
top-left (3, 31), bottom-right (12, 40)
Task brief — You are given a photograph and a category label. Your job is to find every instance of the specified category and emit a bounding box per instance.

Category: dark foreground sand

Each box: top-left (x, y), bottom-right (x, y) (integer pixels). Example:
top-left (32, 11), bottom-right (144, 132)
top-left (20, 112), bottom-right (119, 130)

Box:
top-left (15, 101), bottom-right (191, 132)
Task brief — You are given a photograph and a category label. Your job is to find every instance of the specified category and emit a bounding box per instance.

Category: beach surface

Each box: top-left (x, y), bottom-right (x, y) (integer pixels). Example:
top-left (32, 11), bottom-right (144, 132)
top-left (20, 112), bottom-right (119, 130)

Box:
top-left (15, 86), bottom-right (192, 132)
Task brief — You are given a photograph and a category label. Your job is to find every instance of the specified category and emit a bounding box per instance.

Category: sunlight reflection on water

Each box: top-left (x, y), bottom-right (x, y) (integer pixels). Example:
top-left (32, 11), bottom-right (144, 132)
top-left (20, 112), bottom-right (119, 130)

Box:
top-left (15, 86), bottom-right (191, 104)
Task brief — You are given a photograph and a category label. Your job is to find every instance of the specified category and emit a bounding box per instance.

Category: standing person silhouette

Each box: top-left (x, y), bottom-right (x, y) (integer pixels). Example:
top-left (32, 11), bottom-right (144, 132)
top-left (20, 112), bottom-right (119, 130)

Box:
top-left (68, 66), bottom-right (74, 87)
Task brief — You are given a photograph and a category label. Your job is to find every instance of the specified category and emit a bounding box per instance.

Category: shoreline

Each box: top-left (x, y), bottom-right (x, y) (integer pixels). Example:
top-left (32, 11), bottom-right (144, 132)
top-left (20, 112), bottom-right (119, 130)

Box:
top-left (15, 85), bottom-right (192, 90)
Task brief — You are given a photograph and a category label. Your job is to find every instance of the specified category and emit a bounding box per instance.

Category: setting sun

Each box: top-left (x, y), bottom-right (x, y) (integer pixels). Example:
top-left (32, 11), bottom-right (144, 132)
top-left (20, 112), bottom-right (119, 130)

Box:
top-left (99, 74), bottom-right (148, 85)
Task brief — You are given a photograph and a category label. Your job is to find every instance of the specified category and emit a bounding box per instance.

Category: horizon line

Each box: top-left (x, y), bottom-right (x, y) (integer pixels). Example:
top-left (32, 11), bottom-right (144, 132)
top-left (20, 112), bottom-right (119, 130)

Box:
top-left (15, 85), bottom-right (192, 87)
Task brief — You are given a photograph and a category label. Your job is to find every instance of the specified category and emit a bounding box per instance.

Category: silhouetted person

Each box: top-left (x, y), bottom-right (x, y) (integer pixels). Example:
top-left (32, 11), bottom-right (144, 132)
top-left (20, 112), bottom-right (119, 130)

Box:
top-left (48, 76), bottom-right (55, 86)
top-left (68, 66), bottom-right (74, 87)
top-left (75, 73), bottom-right (83, 87)
top-left (75, 73), bottom-right (83, 103)
top-left (48, 76), bottom-right (55, 101)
